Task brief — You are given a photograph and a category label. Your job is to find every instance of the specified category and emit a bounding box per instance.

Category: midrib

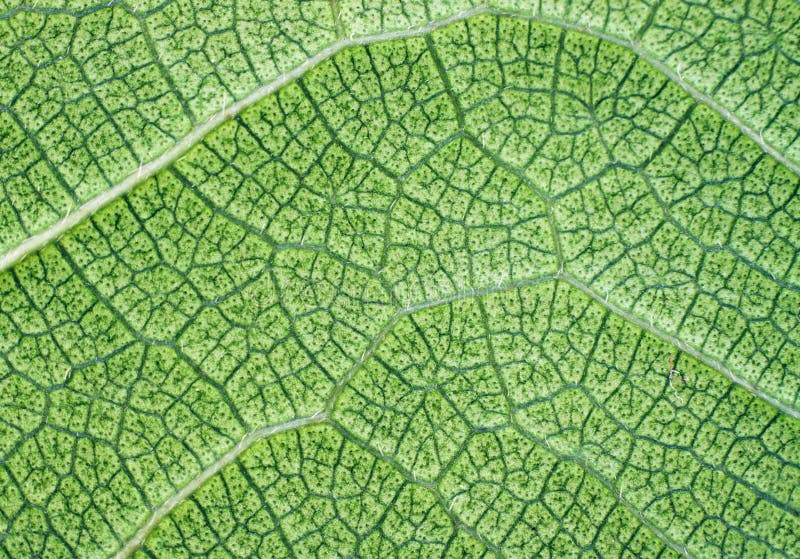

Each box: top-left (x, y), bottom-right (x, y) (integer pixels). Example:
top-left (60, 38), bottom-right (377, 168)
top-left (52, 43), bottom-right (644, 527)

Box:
top-left (110, 271), bottom-right (797, 558)
top-left (1, 6), bottom-right (797, 274)
top-left (5, 9), bottom-right (798, 554)
top-left (112, 272), bottom-right (703, 559)
top-left (111, 413), bottom-right (330, 559)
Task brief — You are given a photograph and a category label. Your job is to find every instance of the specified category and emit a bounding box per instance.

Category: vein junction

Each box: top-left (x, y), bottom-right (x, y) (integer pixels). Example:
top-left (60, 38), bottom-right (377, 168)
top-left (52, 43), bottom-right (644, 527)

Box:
top-left (0, 9), bottom-right (799, 559)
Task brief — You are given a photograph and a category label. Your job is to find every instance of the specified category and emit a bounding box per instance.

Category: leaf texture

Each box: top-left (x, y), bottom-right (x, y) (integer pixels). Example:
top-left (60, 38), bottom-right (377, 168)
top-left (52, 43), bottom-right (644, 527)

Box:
top-left (0, 3), bottom-right (799, 559)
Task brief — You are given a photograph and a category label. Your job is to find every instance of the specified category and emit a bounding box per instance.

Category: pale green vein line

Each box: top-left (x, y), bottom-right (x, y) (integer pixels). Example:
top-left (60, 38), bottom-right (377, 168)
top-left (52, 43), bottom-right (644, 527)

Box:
top-left (110, 271), bottom-right (795, 557)
top-left (398, 273), bottom-right (558, 316)
top-left (113, 273), bottom-right (556, 558)
top-left (561, 273), bottom-right (800, 420)
top-left (112, 412), bottom-right (329, 559)
top-left (497, 7), bottom-right (800, 178)
top-left (475, 279), bottom-right (694, 556)
top-left (2, 6), bottom-right (796, 274)
top-left (0, 5), bottom-right (486, 274)
top-left (118, 268), bottom-right (800, 557)
top-left (326, 273), bottom-right (559, 411)
top-left (343, 416), bottom-right (694, 558)
top-left (468, 129), bottom-right (798, 420)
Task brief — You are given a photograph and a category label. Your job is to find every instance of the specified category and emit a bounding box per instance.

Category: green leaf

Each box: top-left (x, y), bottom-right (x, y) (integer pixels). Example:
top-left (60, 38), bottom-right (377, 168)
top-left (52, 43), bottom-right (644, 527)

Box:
top-left (1, 2), bottom-right (799, 559)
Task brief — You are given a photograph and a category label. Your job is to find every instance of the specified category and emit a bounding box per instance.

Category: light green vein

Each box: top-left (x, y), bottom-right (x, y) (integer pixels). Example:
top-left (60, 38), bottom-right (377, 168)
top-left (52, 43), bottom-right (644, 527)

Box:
top-left (112, 412), bottom-right (329, 559)
top-left (2, 6), bottom-right (796, 274)
top-left (111, 273), bottom-right (557, 559)
top-left (561, 272), bottom-right (800, 420)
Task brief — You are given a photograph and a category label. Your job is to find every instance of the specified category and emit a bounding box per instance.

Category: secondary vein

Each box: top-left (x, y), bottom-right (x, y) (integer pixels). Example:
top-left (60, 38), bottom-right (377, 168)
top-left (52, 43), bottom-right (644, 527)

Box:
top-left (2, 6), bottom-right (796, 273)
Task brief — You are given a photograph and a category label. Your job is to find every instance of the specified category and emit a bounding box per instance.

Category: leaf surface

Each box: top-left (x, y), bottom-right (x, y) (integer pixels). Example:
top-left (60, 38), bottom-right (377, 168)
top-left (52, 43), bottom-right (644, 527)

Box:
top-left (1, 3), bottom-right (799, 559)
